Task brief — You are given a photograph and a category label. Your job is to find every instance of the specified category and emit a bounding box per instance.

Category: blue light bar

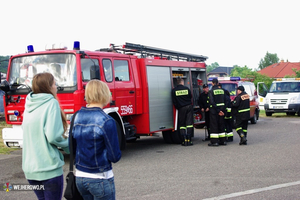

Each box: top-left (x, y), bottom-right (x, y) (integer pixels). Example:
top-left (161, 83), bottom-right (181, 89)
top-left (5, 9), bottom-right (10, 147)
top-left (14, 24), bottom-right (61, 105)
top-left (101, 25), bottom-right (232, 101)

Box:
top-left (27, 45), bottom-right (34, 53)
top-left (230, 77), bottom-right (241, 81)
top-left (208, 77), bottom-right (241, 82)
top-left (73, 41), bottom-right (80, 50)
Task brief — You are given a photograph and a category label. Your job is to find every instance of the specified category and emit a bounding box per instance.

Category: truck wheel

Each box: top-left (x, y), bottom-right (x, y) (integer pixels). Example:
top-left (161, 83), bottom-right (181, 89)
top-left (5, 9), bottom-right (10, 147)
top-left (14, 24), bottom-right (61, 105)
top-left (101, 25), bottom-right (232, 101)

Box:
top-left (250, 112), bottom-right (257, 124)
top-left (266, 112), bottom-right (272, 116)
top-left (171, 130), bottom-right (184, 144)
top-left (115, 121), bottom-right (125, 150)
top-left (162, 130), bottom-right (173, 144)
top-left (286, 112), bottom-right (295, 116)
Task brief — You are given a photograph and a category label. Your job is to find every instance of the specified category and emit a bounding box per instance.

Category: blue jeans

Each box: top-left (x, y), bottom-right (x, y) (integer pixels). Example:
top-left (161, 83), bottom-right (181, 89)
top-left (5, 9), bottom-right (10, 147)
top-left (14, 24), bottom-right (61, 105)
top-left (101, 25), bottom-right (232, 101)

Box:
top-left (76, 177), bottom-right (115, 200)
top-left (27, 174), bottom-right (63, 200)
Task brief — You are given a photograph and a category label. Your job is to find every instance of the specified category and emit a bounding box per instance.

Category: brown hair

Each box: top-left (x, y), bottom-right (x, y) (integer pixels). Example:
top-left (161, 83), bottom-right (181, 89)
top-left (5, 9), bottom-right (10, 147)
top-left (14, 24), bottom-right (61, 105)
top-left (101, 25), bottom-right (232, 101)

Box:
top-left (85, 80), bottom-right (111, 106)
top-left (32, 73), bottom-right (68, 135)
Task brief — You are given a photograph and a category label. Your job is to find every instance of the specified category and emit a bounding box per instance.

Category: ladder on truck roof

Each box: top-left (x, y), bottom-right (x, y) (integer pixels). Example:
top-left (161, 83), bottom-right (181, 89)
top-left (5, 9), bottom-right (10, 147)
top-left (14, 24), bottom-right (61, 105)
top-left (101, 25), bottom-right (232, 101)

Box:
top-left (98, 43), bottom-right (208, 62)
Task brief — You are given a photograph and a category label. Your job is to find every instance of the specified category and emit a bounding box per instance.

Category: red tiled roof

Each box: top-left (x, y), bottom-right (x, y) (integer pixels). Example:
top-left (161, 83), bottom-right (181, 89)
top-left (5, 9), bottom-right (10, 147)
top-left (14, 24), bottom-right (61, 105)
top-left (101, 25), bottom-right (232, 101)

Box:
top-left (258, 62), bottom-right (300, 78)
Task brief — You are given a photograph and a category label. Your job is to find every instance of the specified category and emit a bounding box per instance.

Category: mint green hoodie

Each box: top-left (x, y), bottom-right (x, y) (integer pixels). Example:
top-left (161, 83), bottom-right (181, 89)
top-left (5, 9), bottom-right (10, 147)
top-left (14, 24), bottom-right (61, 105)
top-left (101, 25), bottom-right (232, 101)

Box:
top-left (22, 92), bottom-right (69, 181)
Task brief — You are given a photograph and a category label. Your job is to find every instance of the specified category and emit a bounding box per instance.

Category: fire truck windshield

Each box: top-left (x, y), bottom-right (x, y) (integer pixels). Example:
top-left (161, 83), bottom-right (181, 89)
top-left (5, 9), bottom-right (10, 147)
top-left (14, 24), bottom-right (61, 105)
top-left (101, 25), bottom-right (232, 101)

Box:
top-left (9, 53), bottom-right (77, 90)
top-left (208, 83), bottom-right (237, 96)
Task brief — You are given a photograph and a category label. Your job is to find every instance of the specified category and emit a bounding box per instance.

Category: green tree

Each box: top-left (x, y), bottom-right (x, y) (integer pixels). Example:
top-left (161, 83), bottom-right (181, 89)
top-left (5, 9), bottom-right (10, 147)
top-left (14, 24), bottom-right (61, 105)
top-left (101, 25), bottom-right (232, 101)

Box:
top-left (0, 56), bottom-right (9, 73)
top-left (230, 65), bottom-right (273, 89)
top-left (206, 62), bottom-right (219, 73)
top-left (230, 65), bottom-right (253, 77)
top-left (258, 52), bottom-right (279, 70)
top-left (284, 68), bottom-right (300, 78)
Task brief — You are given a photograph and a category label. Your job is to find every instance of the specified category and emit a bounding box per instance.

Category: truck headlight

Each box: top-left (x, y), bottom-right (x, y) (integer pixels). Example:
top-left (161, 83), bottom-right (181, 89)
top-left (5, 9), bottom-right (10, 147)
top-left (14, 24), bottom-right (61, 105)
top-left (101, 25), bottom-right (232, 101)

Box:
top-left (290, 96), bottom-right (300, 104)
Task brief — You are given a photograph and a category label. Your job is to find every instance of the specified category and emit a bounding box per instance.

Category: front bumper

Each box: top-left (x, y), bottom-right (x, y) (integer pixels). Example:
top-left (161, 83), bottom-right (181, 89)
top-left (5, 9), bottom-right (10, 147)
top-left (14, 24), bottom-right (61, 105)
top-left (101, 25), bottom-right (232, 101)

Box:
top-left (264, 103), bottom-right (300, 113)
top-left (2, 126), bottom-right (23, 148)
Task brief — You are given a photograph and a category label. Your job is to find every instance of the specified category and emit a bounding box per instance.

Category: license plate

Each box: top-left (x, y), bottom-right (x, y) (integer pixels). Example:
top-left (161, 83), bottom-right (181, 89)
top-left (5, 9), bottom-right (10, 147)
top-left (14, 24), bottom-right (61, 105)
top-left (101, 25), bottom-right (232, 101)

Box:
top-left (273, 106), bottom-right (283, 109)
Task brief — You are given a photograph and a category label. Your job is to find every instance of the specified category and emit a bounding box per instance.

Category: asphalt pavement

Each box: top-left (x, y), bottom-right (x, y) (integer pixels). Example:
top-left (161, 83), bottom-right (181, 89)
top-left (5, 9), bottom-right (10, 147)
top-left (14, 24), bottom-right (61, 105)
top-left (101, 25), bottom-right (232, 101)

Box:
top-left (1, 116), bottom-right (300, 200)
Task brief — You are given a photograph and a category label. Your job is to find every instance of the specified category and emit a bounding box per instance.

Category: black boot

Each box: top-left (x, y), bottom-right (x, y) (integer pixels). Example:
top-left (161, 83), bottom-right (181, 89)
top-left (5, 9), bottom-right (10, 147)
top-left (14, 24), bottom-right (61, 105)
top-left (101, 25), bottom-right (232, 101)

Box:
top-left (187, 135), bottom-right (193, 146)
top-left (182, 135), bottom-right (188, 146)
top-left (239, 133), bottom-right (247, 145)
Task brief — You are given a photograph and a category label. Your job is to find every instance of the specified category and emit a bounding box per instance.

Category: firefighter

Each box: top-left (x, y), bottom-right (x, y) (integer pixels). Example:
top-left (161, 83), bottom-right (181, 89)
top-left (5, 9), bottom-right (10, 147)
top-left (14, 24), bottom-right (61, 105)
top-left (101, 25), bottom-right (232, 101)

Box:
top-left (231, 86), bottom-right (250, 145)
top-left (198, 83), bottom-right (210, 140)
top-left (208, 78), bottom-right (227, 146)
top-left (224, 89), bottom-right (233, 142)
top-left (171, 78), bottom-right (193, 146)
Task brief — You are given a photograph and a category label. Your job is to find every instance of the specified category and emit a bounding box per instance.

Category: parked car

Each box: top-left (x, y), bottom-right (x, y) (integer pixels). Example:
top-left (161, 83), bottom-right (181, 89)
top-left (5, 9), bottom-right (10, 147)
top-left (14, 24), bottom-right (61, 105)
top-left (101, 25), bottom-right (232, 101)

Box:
top-left (208, 77), bottom-right (260, 124)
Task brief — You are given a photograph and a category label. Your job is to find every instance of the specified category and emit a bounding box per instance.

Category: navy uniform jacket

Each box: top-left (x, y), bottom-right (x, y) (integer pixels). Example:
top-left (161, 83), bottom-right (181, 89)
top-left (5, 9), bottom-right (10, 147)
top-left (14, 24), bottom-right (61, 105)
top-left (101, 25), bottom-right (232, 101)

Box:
top-left (231, 91), bottom-right (250, 120)
top-left (171, 85), bottom-right (192, 109)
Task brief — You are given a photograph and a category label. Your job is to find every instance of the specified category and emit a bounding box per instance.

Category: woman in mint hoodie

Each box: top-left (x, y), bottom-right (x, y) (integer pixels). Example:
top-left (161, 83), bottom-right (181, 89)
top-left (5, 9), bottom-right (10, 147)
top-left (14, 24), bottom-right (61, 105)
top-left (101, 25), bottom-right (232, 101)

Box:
top-left (22, 72), bottom-right (69, 200)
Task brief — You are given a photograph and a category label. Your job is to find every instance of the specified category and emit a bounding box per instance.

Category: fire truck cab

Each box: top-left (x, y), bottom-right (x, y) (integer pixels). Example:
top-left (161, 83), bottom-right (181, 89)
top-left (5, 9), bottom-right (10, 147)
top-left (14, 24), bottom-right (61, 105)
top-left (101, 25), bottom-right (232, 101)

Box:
top-left (1, 42), bottom-right (208, 148)
top-left (208, 77), bottom-right (260, 124)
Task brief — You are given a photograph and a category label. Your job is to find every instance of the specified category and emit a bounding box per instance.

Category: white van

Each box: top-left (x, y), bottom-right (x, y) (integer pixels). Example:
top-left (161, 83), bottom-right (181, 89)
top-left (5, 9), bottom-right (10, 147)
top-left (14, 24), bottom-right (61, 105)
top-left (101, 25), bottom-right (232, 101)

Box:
top-left (264, 78), bottom-right (300, 116)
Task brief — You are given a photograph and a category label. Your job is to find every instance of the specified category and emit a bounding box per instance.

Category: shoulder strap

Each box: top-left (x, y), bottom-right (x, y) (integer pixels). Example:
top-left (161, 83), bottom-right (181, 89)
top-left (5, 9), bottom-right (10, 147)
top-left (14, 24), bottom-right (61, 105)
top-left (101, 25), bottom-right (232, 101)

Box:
top-left (68, 111), bottom-right (78, 172)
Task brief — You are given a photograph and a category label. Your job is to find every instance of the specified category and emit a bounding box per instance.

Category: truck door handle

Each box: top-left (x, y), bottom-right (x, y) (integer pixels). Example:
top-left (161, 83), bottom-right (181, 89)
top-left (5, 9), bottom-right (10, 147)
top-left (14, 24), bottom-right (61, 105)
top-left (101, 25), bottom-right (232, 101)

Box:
top-left (129, 91), bottom-right (135, 94)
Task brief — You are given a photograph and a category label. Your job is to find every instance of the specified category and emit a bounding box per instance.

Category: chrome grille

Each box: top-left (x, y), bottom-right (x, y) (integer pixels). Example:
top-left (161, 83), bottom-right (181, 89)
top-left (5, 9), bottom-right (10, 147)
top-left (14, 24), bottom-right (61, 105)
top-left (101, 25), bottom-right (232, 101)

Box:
top-left (270, 99), bottom-right (287, 104)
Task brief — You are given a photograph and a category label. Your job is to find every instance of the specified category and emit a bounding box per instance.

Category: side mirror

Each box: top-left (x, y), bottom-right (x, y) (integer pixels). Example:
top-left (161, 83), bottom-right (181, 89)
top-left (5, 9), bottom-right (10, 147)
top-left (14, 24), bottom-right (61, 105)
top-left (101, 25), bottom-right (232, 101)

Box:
top-left (90, 65), bottom-right (100, 80)
top-left (0, 80), bottom-right (10, 93)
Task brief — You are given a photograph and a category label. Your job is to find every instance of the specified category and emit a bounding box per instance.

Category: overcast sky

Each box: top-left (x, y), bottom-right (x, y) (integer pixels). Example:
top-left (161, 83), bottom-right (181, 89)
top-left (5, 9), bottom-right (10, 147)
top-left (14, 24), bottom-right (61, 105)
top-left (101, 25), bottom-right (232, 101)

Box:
top-left (1, 0), bottom-right (299, 70)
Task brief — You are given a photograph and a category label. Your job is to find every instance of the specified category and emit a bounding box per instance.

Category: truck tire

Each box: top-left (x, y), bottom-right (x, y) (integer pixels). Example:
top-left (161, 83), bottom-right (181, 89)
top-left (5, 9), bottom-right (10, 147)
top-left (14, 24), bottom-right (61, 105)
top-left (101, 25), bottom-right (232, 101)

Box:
top-left (115, 121), bottom-right (125, 150)
top-left (171, 130), bottom-right (184, 144)
top-left (266, 112), bottom-right (272, 116)
top-left (162, 130), bottom-right (173, 144)
top-left (286, 112), bottom-right (295, 116)
top-left (250, 112), bottom-right (257, 124)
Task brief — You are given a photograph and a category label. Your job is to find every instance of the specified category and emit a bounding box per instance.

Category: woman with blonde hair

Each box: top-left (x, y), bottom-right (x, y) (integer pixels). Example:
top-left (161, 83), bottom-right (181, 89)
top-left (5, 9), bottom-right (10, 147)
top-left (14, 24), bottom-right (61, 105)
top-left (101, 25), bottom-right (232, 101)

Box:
top-left (70, 79), bottom-right (121, 200)
top-left (22, 72), bottom-right (69, 200)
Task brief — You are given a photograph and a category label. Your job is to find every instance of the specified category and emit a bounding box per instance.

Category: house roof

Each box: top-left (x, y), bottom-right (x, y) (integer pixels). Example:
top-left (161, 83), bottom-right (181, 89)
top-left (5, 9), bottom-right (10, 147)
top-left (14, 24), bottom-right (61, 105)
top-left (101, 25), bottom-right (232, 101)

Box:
top-left (208, 66), bottom-right (233, 75)
top-left (258, 62), bottom-right (300, 78)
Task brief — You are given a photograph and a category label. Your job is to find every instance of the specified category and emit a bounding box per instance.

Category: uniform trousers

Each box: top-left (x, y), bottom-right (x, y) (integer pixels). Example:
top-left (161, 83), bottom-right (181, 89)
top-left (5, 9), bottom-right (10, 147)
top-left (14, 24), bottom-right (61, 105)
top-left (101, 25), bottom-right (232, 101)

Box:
top-left (178, 104), bottom-right (193, 136)
top-left (235, 117), bottom-right (248, 136)
top-left (209, 111), bottom-right (226, 144)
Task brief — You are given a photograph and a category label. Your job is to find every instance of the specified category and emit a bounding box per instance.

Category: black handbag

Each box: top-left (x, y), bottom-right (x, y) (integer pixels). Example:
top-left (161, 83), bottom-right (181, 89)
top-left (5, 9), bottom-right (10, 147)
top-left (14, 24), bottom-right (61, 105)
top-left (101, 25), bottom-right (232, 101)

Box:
top-left (64, 112), bottom-right (83, 200)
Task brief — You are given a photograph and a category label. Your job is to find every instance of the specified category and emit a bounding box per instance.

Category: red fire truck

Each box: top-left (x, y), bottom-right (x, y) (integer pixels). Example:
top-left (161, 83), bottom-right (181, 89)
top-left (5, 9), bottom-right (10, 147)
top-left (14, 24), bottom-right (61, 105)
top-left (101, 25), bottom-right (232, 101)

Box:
top-left (0, 42), bottom-right (208, 149)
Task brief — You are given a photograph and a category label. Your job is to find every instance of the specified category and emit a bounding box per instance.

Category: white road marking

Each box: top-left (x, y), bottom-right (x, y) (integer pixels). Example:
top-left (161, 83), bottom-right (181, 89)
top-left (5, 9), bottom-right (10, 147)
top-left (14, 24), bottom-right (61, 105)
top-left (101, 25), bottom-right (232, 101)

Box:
top-left (202, 180), bottom-right (300, 200)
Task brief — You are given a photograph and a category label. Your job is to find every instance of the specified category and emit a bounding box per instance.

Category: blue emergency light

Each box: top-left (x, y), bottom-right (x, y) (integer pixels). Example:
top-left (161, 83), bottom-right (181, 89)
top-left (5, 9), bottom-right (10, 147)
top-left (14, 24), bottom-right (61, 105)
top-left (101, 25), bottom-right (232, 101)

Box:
top-left (208, 77), bottom-right (241, 81)
top-left (230, 77), bottom-right (241, 81)
top-left (27, 45), bottom-right (34, 53)
top-left (14, 110), bottom-right (19, 116)
top-left (73, 41), bottom-right (80, 50)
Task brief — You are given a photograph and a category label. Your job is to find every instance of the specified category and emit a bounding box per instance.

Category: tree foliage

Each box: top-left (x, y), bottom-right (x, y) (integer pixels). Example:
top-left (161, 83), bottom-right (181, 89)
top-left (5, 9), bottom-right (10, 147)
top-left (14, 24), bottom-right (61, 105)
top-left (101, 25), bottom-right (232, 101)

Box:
top-left (0, 56), bottom-right (9, 73)
top-left (258, 52), bottom-right (279, 70)
top-left (230, 65), bottom-right (273, 89)
top-left (206, 62), bottom-right (219, 73)
top-left (284, 68), bottom-right (300, 78)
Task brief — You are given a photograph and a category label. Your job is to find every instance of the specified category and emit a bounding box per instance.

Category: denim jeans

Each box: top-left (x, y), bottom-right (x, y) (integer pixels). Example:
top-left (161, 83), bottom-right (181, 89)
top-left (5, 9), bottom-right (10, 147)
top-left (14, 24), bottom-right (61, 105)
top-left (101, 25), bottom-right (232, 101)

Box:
top-left (76, 176), bottom-right (115, 200)
top-left (27, 174), bottom-right (63, 200)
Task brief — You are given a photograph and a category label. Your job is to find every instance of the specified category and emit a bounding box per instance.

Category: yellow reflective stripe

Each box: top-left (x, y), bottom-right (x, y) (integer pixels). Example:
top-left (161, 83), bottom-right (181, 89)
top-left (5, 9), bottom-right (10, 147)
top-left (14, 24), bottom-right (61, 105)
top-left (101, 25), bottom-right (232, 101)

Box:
top-left (216, 103), bottom-right (225, 106)
top-left (176, 90), bottom-right (188, 96)
top-left (210, 133), bottom-right (219, 138)
top-left (243, 130), bottom-right (247, 133)
top-left (226, 132), bottom-right (234, 137)
top-left (186, 125), bottom-right (193, 128)
top-left (227, 108), bottom-right (231, 112)
top-left (238, 108), bottom-right (250, 113)
top-left (213, 89), bottom-right (224, 95)
top-left (180, 127), bottom-right (186, 130)
top-left (219, 133), bottom-right (226, 138)
top-left (236, 127), bottom-right (242, 131)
